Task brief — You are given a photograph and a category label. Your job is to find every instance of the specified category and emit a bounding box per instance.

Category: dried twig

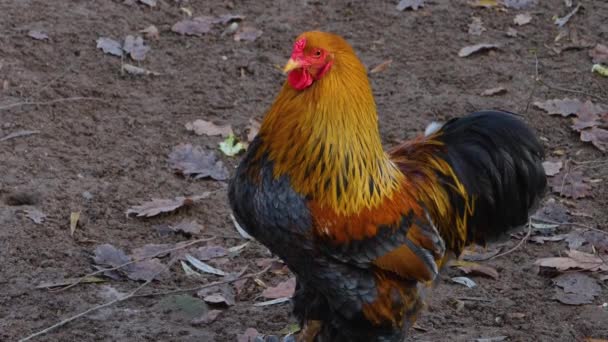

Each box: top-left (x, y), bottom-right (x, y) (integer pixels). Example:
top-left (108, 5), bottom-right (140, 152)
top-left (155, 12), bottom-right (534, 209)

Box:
top-left (19, 258), bottom-right (178, 342)
top-left (53, 237), bottom-right (215, 292)
top-left (537, 79), bottom-right (607, 104)
top-left (133, 265), bottom-right (270, 298)
top-left (489, 218), bottom-right (532, 260)
top-left (0, 97), bottom-right (108, 111)
top-left (18, 265), bottom-right (270, 342)
top-left (530, 216), bottom-right (608, 236)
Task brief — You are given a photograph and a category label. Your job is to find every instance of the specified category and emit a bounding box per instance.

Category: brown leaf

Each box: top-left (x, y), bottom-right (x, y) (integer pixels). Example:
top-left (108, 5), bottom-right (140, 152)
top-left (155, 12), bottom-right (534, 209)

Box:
top-left (94, 244), bottom-right (130, 267)
top-left (535, 249), bottom-right (608, 272)
top-left (192, 245), bottom-right (228, 260)
top-left (571, 101), bottom-right (605, 132)
top-left (168, 144), bottom-right (229, 180)
top-left (533, 198), bottom-right (570, 223)
top-left (458, 43), bottom-right (499, 57)
top-left (185, 119), bottom-right (233, 137)
top-left (396, 0), bottom-right (425, 11)
top-left (123, 35), bottom-right (149, 61)
top-left (533, 98), bottom-right (583, 117)
top-left (198, 284), bottom-right (235, 306)
top-left (246, 118), bottom-right (261, 142)
top-left (480, 86), bottom-right (506, 96)
top-left (548, 170), bottom-right (592, 199)
top-left (369, 59), bottom-right (393, 74)
top-left (449, 260), bottom-right (499, 279)
top-left (172, 16), bottom-right (214, 36)
top-left (580, 127), bottom-right (608, 152)
top-left (553, 272), bottom-right (601, 305)
top-left (589, 44), bottom-right (608, 64)
top-left (234, 27), bottom-right (263, 42)
top-left (28, 30), bottom-right (49, 41)
top-left (132, 243), bottom-right (175, 259)
top-left (169, 219), bottom-right (203, 235)
top-left (96, 37), bottom-right (123, 57)
top-left (261, 277), bottom-right (296, 299)
top-left (126, 195), bottom-right (206, 218)
top-left (513, 13), bottom-right (532, 26)
top-left (468, 17), bottom-right (486, 36)
top-left (127, 258), bottom-right (166, 281)
top-left (542, 160), bottom-right (563, 176)
top-left (191, 309), bottom-right (222, 325)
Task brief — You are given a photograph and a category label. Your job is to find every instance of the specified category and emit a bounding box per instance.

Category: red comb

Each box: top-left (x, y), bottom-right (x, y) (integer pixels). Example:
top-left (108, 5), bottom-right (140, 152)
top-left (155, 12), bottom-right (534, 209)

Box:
top-left (292, 37), bottom-right (306, 58)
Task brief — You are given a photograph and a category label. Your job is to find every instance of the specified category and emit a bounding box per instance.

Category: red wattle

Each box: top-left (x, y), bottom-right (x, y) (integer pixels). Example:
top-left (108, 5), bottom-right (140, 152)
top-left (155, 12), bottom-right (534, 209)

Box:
top-left (288, 69), bottom-right (313, 90)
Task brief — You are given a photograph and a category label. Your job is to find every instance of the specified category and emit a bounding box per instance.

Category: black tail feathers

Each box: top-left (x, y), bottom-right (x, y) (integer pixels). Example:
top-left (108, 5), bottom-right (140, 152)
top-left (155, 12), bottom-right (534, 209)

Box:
top-left (436, 110), bottom-right (547, 245)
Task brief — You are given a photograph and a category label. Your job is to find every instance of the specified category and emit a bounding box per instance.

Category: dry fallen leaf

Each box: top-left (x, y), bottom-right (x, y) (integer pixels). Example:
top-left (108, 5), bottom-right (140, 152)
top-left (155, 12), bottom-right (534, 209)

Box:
top-left (468, 17), bottom-right (486, 36)
top-left (185, 119), bottom-right (233, 137)
top-left (555, 3), bottom-right (581, 27)
top-left (451, 276), bottom-right (477, 288)
top-left (213, 14), bottom-right (246, 25)
top-left (589, 44), bottom-right (608, 64)
top-left (185, 254), bottom-right (226, 276)
top-left (234, 26), bottom-right (263, 42)
top-left (172, 16), bottom-right (214, 36)
top-left (553, 272), bottom-right (601, 305)
top-left (458, 43), bottom-right (499, 57)
top-left (122, 64), bottom-right (160, 76)
top-left (548, 170), bottom-right (592, 199)
top-left (127, 258), bottom-right (166, 281)
top-left (468, 0), bottom-right (498, 8)
top-left (168, 144), bottom-right (229, 180)
top-left (169, 219), bottom-right (203, 236)
top-left (138, 0), bottom-right (156, 6)
top-left (502, 0), bottom-right (538, 9)
top-left (533, 198), bottom-right (570, 223)
top-left (261, 277), bottom-right (296, 299)
top-left (24, 209), bottom-right (46, 224)
top-left (96, 37), bottom-right (123, 57)
top-left (542, 161), bottom-right (563, 176)
top-left (123, 35), bottom-right (149, 61)
top-left (140, 25), bottom-right (160, 40)
top-left (193, 245), bottom-right (228, 261)
top-left (480, 86), bottom-right (506, 96)
top-left (535, 249), bottom-right (608, 272)
top-left (28, 30), bottom-right (49, 41)
top-left (131, 243), bottom-right (175, 259)
top-left (126, 195), bottom-right (208, 218)
top-left (0, 130), bottom-right (40, 142)
top-left (70, 211), bottom-right (80, 236)
top-left (580, 127), bottom-right (608, 152)
top-left (246, 118), bottom-right (261, 142)
top-left (396, 0), bottom-right (425, 11)
top-left (533, 98), bottom-right (583, 117)
top-left (571, 101), bottom-right (605, 132)
top-left (94, 244), bottom-right (131, 267)
top-left (449, 260), bottom-right (499, 279)
top-left (513, 13), bottom-right (532, 26)
top-left (369, 59), bottom-right (393, 74)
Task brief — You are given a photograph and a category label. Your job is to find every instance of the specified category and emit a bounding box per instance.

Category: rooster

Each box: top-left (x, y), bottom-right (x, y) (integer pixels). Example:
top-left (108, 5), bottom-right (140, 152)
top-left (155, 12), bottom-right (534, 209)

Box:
top-left (229, 31), bottom-right (546, 342)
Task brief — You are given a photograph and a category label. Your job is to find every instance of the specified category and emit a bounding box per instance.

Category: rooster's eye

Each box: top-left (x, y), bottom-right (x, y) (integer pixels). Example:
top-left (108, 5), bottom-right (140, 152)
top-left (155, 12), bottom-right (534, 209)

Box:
top-left (313, 49), bottom-right (322, 58)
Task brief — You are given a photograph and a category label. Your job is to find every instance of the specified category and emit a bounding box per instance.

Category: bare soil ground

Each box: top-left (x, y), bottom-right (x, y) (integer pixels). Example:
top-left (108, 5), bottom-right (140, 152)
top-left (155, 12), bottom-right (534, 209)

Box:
top-left (1, 1), bottom-right (608, 341)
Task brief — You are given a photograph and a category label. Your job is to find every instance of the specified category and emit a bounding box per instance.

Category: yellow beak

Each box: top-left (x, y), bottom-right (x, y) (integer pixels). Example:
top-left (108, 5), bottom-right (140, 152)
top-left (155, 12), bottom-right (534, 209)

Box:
top-left (283, 58), bottom-right (301, 74)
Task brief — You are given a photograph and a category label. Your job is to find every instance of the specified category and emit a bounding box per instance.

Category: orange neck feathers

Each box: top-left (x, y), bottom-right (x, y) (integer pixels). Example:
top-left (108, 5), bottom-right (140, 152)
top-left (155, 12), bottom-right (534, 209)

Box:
top-left (258, 35), bottom-right (403, 215)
